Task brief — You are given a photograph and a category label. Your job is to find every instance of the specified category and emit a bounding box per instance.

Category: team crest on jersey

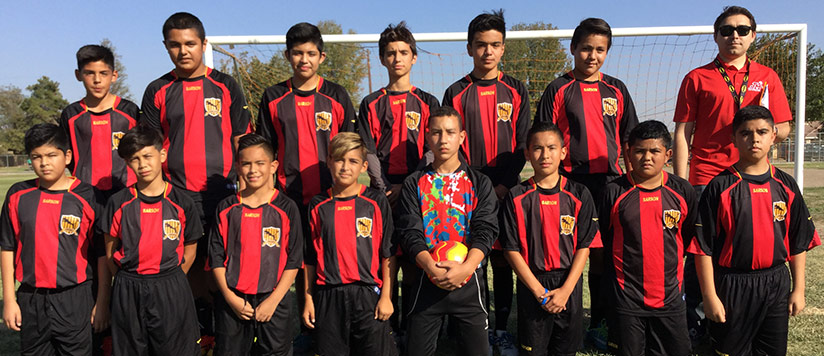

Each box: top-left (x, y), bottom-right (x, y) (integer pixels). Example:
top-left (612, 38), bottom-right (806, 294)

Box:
top-left (602, 98), bottom-right (618, 116)
top-left (560, 215), bottom-right (576, 235)
top-left (112, 132), bottom-right (125, 151)
top-left (406, 111), bottom-right (421, 131)
top-left (163, 219), bottom-right (181, 241)
top-left (315, 111), bottom-right (332, 131)
top-left (262, 227), bottom-right (281, 248)
top-left (204, 98), bottom-right (222, 117)
top-left (59, 215), bottom-right (81, 235)
top-left (773, 201), bottom-right (787, 222)
top-left (497, 103), bottom-right (513, 122)
top-left (356, 217), bottom-right (373, 238)
top-left (663, 210), bottom-right (681, 229)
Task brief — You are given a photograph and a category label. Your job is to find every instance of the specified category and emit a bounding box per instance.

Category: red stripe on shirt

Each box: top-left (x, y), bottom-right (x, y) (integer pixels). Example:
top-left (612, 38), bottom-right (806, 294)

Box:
top-left (90, 113), bottom-right (113, 189)
top-left (749, 182), bottom-right (775, 269)
top-left (639, 190), bottom-right (665, 309)
top-left (475, 85), bottom-right (498, 166)
top-left (207, 76), bottom-right (236, 179)
top-left (389, 93), bottom-right (408, 175)
top-left (334, 199), bottom-right (360, 284)
top-left (182, 80), bottom-right (206, 191)
top-left (513, 191), bottom-right (531, 264)
top-left (540, 193), bottom-right (561, 270)
top-left (274, 200), bottom-right (290, 282)
top-left (581, 83), bottom-right (608, 173)
top-left (296, 95), bottom-right (319, 204)
top-left (236, 206), bottom-right (263, 293)
top-left (718, 184), bottom-right (737, 267)
top-left (34, 193), bottom-right (62, 287)
top-left (138, 201), bottom-right (163, 274)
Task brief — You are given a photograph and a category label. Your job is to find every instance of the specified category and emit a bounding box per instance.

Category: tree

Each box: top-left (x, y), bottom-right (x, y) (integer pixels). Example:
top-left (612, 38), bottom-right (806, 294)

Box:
top-left (805, 47), bottom-right (824, 121)
top-left (0, 85), bottom-right (25, 153)
top-left (316, 20), bottom-right (369, 103)
top-left (502, 21), bottom-right (572, 116)
top-left (0, 77), bottom-right (69, 153)
top-left (100, 38), bottom-right (133, 100)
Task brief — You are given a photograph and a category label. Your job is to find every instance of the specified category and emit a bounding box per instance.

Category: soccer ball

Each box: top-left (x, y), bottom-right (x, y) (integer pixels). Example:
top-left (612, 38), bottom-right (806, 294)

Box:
top-left (428, 240), bottom-right (471, 288)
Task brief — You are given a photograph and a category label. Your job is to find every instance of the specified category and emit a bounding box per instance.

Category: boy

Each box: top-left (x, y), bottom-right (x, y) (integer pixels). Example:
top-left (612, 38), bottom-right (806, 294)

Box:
top-left (442, 11), bottom-right (528, 353)
top-left (99, 125), bottom-right (202, 355)
top-left (501, 121), bottom-right (602, 356)
top-left (534, 18), bottom-right (639, 344)
top-left (257, 22), bottom-right (357, 208)
top-left (60, 44), bottom-right (139, 198)
top-left (1, 124), bottom-right (105, 355)
top-left (673, 7), bottom-right (794, 340)
top-left (598, 121), bottom-right (695, 356)
top-left (302, 132), bottom-right (397, 355)
top-left (357, 21), bottom-right (440, 340)
top-left (397, 106), bottom-right (498, 356)
top-left (689, 105), bottom-right (820, 356)
top-left (208, 133), bottom-right (303, 355)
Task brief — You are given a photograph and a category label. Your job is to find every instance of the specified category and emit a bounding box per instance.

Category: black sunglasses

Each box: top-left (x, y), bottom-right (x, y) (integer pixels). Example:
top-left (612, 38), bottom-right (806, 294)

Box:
top-left (719, 25), bottom-right (752, 37)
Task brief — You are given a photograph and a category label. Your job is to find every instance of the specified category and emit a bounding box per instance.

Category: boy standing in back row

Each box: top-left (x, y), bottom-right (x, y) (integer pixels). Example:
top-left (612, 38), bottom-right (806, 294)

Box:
top-left (442, 11), bottom-right (529, 354)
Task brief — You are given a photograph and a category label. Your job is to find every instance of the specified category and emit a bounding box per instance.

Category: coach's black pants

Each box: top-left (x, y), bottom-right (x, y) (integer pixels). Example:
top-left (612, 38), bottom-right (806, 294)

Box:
top-left (17, 281), bottom-right (93, 356)
top-left (405, 268), bottom-right (489, 356)
top-left (111, 267), bottom-right (200, 356)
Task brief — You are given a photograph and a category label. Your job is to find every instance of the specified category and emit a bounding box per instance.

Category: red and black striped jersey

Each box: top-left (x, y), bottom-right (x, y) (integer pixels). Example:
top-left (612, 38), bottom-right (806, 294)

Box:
top-left (141, 68), bottom-right (252, 197)
top-left (397, 163), bottom-right (498, 259)
top-left (442, 73), bottom-right (529, 188)
top-left (208, 190), bottom-right (303, 295)
top-left (307, 185), bottom-right (393, 287)
top-left (500, 176), bottom-right (602, 272)
top-left (99, 183), bottom-right (203, 275)
top-left (257, 78), bottom-right (357, 205)
top-left (358, 87), bottom-right (440, 186)
top-left (599, 172), bottom-right (697, 315)
top-left (59, 96), bottom-right (138, 193)
top-left (688, 165), bottom-right (821, 270)
top-left (535, 72), bottom-right (638, 176)
top-left (0, 178), bottom-right (98, 288)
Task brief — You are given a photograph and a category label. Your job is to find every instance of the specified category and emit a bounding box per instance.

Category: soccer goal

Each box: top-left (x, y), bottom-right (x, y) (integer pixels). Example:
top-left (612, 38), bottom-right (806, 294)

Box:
top-left (204, 24), bottom-right (809, 189)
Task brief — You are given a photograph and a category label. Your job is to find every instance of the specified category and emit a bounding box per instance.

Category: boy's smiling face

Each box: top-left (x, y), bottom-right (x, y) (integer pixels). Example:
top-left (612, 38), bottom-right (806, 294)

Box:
top-left (285, 42), bottom-right (326, 82)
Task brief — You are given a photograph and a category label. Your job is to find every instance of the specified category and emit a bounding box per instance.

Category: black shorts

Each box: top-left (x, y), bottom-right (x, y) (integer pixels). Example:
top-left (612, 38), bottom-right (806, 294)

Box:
top-left (406, 267), bottom-right (489, 356)
top-left (313, 284), bottom-right (397, 356)
top-left (612, 309), bottom-right (689, 356)
top-left (710, 264), bottom-right (790, 356)
top-left (516, 270), bottom-right (582, 356)
top-left (17, 281), bottom-right (93, 356)
top-left (111, 267), bottom-right (200, 356)
top-left (214, 289), bottom-right (295, 355)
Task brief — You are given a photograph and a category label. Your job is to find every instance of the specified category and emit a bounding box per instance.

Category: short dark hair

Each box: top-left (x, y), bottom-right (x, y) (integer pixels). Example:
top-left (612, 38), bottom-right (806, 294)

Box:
top-left (428, 106), bottom-right (463, 128)
top-left (379, 22), bottom-right (417, 58)
top-left (237, 133), bottom-right (275, 161)
top-left (571, 18), bottom-right (612, 50)
top-left (163, 12), bottom-right (205, 42)
top-left (286, 22), bottom-right (324, 52)
top-left (714, 6), bottom-right (757, 35)
top-left (76, 45), bottom-right (115, 71)
top-left (527, 121), bottom-right (565, 147)
top-left (628, 120), bottom-right (672, 149)
top-left (732, 105), bottom-right (774, 132)
top-left (467, 9), bottom-right (505, 44)
top-left (24, 123), bottom-right (70, 155)
top-left (117, 125), bottom-right (164, 159)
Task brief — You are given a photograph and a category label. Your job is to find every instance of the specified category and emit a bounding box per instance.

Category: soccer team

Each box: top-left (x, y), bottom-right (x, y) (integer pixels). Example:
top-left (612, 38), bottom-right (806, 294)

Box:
top-left (0, 5), bottom-right (820, 356)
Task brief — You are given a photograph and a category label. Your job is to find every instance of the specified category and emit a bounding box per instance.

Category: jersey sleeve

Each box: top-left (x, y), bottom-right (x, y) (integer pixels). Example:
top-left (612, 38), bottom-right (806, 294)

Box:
top-left (502, 81), bottom-right (530, 188)
top-left (377, 193), bottom-right (395, 259)
top-left (575, 187), bottom-right (602, 249)
top-left (226, 76), bottom-right (252, 136)
top-left (140, 83), bottom-right (162, 130)
top-left (358, 97), bottom-right (390, 191)
top-left (534, 83), bottom-right (559, 124)
top-left (0, 191), bottom-right (16, 251)
top-left (98, 193), bottom-right (121, 239)
top-left (784, 175), bottom-right (821, 255)
top-left (397, 173), bottom-right (428, 260)
top-left (678, 180), bottom-right (699, 251)
top-left (467, 171), bottom-right (499, 256)
top-left (181, 196), bottom-right (203, 245)
top-left (499, 190), bottom-right (521, 251)
top-left (305, 197), bottom-right (322, 266)
top-left (673, 73), bottom-right (699, 123)
top-left (618, 82), bottom-right (639, 144)
top-left (207, 205), bottom-right (229, 269)
top-left (689, 180), bottom-right (722, 256)
top-left (283, 197), bottom-right (304, 270)
top-left (597, 184), bottom-right (620, 249)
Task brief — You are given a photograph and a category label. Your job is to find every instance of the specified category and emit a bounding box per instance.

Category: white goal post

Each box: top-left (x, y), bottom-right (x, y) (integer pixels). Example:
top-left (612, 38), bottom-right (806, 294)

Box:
top-left (205, 24), bottom-right (809, 190)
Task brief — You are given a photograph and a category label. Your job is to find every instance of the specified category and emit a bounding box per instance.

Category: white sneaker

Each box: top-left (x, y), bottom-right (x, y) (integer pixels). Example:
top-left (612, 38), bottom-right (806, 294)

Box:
top-left (494, 330), bottom-right (518, 356)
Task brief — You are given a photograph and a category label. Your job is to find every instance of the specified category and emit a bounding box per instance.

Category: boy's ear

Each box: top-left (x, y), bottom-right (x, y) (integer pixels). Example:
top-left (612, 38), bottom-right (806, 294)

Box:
top-left (112, 70), bottom-right (119, 82)
top-left (560, 145), bottom-right (568, 161)
top-left (64, 149), bottom-right (73, 166)
top-left (319, 51), bottom-right (327, 64)
top-left (160, 148), bottom-right (168, 163)
top-left (466, 43), bottom-right (472, 57)
top-left (75, 69), bottom-right (82, 81)
top-left (283, 49), bottom-right (290, 60)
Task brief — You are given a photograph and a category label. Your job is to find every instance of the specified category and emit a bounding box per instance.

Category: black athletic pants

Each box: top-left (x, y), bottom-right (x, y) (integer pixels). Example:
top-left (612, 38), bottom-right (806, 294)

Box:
top-left (516, 270), bottom-right (583, 356)
top-left (313, 284), bottom-right (398, 356)
top-left (17, 281), bottom-right (94, 356)
top-left (214, 290), bottom-right (295, 356)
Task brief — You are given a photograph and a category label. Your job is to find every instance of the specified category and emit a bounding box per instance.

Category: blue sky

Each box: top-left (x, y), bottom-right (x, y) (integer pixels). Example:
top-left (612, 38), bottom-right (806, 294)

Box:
top-left (1, 0), bottom-right (821, 101)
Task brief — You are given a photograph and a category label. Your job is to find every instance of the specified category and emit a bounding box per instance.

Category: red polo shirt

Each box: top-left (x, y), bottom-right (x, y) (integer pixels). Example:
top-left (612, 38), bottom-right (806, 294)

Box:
top-left (673, 56), bottom-right (792, 186)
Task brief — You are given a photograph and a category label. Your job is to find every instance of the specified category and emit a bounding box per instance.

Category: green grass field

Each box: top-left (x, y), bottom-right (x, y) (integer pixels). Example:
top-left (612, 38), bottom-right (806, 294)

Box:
top-left (0, 168), bottom-right (822, 355)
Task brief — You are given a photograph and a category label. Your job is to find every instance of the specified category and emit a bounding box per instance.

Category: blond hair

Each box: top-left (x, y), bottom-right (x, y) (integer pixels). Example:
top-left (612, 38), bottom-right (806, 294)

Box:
top-left (328, 132), bottom-right (368, 161)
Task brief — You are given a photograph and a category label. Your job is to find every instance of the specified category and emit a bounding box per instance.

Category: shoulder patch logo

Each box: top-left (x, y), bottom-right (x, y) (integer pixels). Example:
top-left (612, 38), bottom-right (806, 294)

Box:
top-left (663, 210), bottom-right (681, 229)
top-left (357, 217), bottom-right (373, 238)
top-left (773, 201), bottom-right (787, 222)
top-left (262, 227), bottom-right (281, 247)
top-left (406, 111), bottom-right (421, 131)
top-left (60, 215), bottom-right (81, 236)
top-left (112, 132), bottom-right (125, 151)
top-left (602, 98), bottom-right (618, 116)
top-left (163, 219), bottom-right (181, 240)
top-left (204, 98), bottom-right (222, 117)
top-left (560, 215), bottom-right (576, 235)
top-left (497, 102), bottom-right (513, 122)
top-left (315, 111), bottom-right (332, 131)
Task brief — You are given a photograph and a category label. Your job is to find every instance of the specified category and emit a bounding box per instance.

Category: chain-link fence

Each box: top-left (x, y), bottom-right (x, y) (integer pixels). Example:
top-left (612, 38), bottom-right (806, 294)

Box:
top-left (0, 155), bottom-right (29, 168)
